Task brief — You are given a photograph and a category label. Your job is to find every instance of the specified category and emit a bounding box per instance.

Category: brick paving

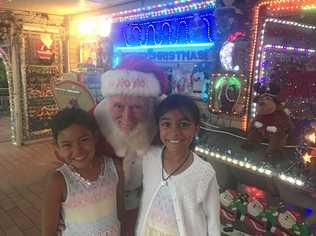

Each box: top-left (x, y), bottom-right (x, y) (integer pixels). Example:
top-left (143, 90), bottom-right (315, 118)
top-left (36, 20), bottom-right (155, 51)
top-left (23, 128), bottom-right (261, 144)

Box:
top-left (0, 140), bottom-right (60, 235)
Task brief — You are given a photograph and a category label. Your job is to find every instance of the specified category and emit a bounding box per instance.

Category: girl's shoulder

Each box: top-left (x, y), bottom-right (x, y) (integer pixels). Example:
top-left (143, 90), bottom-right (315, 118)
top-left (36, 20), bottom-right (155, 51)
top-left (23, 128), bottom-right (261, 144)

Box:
top-left (46, 170), bottom-right (67, 201)
top-left (192, 153), bottom-right (216, 178)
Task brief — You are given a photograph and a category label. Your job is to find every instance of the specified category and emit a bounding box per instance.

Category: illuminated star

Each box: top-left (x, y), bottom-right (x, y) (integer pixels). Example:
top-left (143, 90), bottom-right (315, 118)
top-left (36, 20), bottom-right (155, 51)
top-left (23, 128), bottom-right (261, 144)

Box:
top-left (306, 132), bottom-right (316, 144)
top-left (303, 152), bottom-right (312, 164)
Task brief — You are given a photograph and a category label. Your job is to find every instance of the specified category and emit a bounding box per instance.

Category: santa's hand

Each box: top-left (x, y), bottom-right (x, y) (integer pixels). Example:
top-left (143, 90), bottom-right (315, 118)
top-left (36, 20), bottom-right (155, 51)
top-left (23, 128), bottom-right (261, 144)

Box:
top-left (254, 121), bottom-right (263, 128)
top-left (266, 126), bottom-right (277, 133)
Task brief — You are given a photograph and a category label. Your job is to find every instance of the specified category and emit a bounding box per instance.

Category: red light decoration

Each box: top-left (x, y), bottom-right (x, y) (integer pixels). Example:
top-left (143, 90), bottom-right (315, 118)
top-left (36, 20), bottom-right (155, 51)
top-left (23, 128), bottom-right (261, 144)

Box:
top-left (244, 185), bottom-right (266, 200)
top-left (227, 32), bottom-right (246, 42)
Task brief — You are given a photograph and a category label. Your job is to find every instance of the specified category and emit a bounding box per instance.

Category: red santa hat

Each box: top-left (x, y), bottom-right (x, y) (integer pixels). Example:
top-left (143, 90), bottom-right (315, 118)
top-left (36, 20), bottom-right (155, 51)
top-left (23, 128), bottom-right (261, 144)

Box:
top-left (101, 55), bottom-right (168, 97)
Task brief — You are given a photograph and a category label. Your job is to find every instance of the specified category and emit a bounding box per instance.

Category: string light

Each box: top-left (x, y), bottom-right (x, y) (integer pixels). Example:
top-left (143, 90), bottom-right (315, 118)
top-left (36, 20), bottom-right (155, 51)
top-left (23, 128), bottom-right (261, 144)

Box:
top-left (195, 145), bottom-right (305, 187)
top-left (0, 48), bottom-right (15, 144)
top-left (265, 18), bottom-right (316, 29)
top-left (250, 44), bottom-right (316, 118)
top-left (302, 4), bottom-right (316, 10)
top-left (250, 15), bottom-right (316, 119)
top-left (247, 0), bottom-right (316, 127)
top-left (112, 0), bottom-right (215, 22)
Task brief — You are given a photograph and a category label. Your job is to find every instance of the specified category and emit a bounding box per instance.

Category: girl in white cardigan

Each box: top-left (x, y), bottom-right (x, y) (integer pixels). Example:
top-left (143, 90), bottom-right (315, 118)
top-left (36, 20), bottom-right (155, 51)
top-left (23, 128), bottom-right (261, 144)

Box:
top-left (136, 94), bottom-right (220, 236)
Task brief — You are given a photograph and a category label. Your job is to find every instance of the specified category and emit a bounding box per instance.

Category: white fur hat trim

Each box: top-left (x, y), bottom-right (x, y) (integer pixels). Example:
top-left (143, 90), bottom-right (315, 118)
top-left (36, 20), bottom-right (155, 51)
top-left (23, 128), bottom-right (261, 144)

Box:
top-left (101, 69), bottom-right (161, 97)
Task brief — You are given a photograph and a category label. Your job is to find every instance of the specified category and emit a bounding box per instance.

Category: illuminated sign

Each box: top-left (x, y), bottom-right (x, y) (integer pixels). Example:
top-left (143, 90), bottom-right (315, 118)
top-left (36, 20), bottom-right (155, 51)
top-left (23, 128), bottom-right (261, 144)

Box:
top-left (113, 42), bottom-right (214, 66)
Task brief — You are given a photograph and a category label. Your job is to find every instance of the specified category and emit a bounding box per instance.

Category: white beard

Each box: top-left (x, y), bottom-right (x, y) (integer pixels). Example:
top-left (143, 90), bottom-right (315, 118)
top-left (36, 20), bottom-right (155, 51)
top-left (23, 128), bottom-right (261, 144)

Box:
top-left (94, 99), bottom-right (156, 158)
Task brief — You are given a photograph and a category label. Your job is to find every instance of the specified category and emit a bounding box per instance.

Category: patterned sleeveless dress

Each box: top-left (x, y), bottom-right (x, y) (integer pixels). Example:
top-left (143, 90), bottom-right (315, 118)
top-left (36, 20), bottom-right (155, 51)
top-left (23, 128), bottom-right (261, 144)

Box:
top-left (57, 156), bottom-right (120, 236)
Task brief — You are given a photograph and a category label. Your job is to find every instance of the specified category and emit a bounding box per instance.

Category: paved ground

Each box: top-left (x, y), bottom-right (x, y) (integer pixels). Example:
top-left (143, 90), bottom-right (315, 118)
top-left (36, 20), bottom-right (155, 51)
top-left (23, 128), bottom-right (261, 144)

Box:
top-left (0, 140), bottom-right (60, 235)
top-left (0, 116), bottom-right (11, 143)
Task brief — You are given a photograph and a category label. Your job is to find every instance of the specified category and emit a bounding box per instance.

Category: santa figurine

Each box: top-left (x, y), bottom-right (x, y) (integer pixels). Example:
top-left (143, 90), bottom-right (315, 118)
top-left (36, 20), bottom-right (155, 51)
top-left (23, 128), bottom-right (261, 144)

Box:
top-left (272, 209), bottom-right (310, 236)
top-left (220, 189), bottom-right (239, 232)
top-left (244, 198), bottom-right (268, 235)
top-left (93, 55), bottom-right (169, 235)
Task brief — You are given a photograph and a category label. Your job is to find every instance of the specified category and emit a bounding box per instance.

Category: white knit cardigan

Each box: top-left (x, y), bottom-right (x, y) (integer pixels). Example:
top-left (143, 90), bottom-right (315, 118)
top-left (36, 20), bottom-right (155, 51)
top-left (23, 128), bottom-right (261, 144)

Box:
top-left (136, 146), bottom-right (221, 236)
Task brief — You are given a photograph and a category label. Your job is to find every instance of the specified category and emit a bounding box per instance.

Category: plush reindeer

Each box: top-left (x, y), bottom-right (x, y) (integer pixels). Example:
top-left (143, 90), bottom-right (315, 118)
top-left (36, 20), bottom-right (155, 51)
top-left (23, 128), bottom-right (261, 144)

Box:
top-left (242, 82), bottom-right (293, 158)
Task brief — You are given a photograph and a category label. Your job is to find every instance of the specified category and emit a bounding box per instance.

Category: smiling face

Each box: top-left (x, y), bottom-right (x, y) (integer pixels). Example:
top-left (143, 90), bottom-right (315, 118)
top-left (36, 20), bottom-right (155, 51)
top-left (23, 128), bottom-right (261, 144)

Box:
top-left (106, 95), bottom-right (149, 135)
top-left (55, 123), bottom-right (96, 170)
top-left (159, 109), bottom-right (198, 153)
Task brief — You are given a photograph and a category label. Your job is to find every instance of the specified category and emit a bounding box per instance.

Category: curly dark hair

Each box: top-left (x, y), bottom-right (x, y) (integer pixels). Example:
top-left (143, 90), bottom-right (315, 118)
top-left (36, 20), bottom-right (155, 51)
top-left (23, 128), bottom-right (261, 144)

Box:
top-left (50, 107), bottom-right (99, 143)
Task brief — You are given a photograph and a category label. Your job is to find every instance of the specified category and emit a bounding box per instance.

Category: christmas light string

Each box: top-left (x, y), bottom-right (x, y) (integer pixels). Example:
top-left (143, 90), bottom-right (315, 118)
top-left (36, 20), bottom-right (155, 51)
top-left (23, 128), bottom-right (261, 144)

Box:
top-left (247, 0), bottom-right (316, 127)
top-left (251, 16), bottom-right (316, 118)
top-left (112, 0), bottom-right (216, 22)
top-left (197, 123), bottom-right (306, 187)
top-left (0, 48), bottom-right (15, 144)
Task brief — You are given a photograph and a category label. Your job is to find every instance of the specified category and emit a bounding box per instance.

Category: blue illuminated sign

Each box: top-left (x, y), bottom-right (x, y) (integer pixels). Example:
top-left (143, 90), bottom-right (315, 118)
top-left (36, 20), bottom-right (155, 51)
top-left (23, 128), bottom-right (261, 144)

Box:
top-left (111, 11), bottom-right (215, 47)
top-left (113, 42), bottom-right (214, 66)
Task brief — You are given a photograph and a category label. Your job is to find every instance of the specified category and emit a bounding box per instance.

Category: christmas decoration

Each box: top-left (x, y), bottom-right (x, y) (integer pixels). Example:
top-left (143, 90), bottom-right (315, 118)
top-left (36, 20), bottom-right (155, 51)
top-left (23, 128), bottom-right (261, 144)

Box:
top-left (296, 121), bottom-right (316, 183)
top-left (244, 198), bottom-right (268, 234)
top-left (241, 82), bottom-right (293, 158)
top-left (248, 1), bottom-right (316, 128)
top-left (253, 44), bottom-right (316, 122)
top-left (273, 208), bottom-right (310, 236)
top-left (219, 31), bottom-right (248, 73)
top-left (111, 0), bottom-right (215, 23)
top-left (26, 66), bottom-right (59, 138)
top-left (208, 73), bottom-right (247, 116)
top-left (220, 189), bottom-right (238, 232)
top-left (218, 188), bottom-right (312, 235)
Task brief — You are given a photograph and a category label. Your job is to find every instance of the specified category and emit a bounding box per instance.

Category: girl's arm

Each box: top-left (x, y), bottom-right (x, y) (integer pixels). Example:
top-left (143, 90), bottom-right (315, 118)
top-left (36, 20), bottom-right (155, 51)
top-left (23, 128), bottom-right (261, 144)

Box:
top-left (42, 171), bottom-right (66, 236)
top-left (203, 176), bottom-right (221, 236)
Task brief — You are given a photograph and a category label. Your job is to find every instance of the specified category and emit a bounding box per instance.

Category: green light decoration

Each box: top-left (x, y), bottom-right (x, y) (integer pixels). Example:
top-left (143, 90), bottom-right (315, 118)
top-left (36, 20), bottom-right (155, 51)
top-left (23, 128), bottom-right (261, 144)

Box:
top-left (214, 75), bottom-right (241, 92)
top-left (214, 76), bottom-right (226, 91)
top-left (208, 74), bottom-right (246, 117)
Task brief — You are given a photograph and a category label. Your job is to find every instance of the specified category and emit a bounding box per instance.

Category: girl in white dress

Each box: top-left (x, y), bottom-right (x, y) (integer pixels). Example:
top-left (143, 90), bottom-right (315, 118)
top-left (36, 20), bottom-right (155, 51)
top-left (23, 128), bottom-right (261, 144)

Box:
top-left (136, 94), bottom-right (220, 236)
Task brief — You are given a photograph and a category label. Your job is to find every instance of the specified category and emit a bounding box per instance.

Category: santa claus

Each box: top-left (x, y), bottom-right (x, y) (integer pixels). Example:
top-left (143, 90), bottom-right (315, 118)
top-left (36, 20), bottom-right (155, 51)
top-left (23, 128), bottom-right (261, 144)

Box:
top-left (93, 55), bottom-right (169, 235)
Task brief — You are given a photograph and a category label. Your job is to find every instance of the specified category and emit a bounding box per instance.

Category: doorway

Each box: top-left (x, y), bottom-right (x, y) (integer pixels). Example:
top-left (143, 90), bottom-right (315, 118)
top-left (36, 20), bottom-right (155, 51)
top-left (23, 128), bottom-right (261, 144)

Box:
top-left (0, 53), bottom-right (11, 143)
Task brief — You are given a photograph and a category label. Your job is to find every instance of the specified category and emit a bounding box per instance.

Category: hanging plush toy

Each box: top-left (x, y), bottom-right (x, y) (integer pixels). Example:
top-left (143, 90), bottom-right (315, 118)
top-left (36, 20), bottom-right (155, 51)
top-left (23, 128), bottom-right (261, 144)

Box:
top-left (241, 82), bottom-right (293, 158)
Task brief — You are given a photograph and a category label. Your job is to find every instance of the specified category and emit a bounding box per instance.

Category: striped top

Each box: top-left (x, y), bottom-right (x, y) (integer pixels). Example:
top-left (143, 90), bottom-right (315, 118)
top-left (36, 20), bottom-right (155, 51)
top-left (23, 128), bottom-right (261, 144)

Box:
top-left (58, 156), bottom-right (120, 236)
